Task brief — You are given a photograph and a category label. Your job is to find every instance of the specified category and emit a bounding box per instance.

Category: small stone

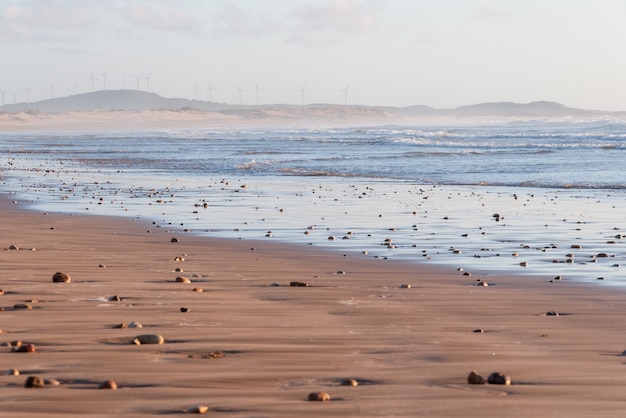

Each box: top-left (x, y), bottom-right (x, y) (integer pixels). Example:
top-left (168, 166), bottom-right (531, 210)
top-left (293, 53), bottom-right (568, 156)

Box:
top-left (132, 334), bottom-right (164, 345)
top-left (290, 281), bottom-right (308, 287)
top-left (467, 371), bottom-right (485, 384)
top-left (128, 321), bottom-right (142, 328)
top-left (52, 272), bottom-right (71, 283)
top-left (546, 310), bottom-right (560, 316)
top-left (98, 264), bottom-right (107, 268)
top-left (308, 391), bottom-right (331, 401)
top-left (24, 376), bottom-right (45, 388)
top-left (113, 323), bottom-right (128, 329)
top-left (43, 378), bottom-right (60, 386)
top-left (341, 378), bottom-right (358, 387)
top-left (7, 244), bottom-right (19, 250)
top-left (472, 329), bottom-right (484, 333)
top-left (98, 380), bottom-right (117, 390)
top-left (180, 307), bottom-right (189, 313)
top-left (175, 267), bottom-right (184, 272)
top-left (175, 276), bottom-right (192, 283)
top-left (475, 280), bottom-right (488, 287)
top-left (13, 303), bottom-right (32, 310)
top-left (6, 368), bottom-right (19, 376)
top-left (487, 372), bottom-right (511, 385)
top-left (108, 295), bottom-right (122, 302)
top-left (192, 287), bottom-right (203, 292)
top-left (186, 405), bottom-right (209, 414)
top-left (400, 284), bottom-right (411, 289)
top-left (0, 289), bottom-right (4, 295)
top-left (171, 237), bottom-right (180, 243)
top-left (13, 344), bottom-right (36, 353)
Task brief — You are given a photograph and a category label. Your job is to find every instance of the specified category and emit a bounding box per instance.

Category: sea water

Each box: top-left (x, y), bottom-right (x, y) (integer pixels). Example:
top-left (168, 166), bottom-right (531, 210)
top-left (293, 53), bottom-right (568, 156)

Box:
top-left (1, 120), bottom-right (625, 284)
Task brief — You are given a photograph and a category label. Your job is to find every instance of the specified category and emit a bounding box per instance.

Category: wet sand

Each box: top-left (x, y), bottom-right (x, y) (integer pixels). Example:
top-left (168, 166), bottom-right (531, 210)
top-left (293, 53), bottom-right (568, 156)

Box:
top-left (2, 196), bottom-right (626, 417)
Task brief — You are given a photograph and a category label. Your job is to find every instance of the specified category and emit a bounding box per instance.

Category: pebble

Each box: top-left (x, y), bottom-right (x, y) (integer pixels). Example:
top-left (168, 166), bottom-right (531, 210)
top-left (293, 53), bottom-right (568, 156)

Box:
top-left (108, 295), bottom-right (122, 302)
top-left (13, 303), bottom-right (32, 310)
top-left (128, 321), bottom-right (143, 328)
top-left (487, 372), bottom-right (511, 385)
top-left (98, 380), bottom-right (118, 390)
top-left (170, 237), bottom-right (180, 243)
top-left (467, 371), bottom-right (485, 384)
top-left (7, 244), bottom-right (19, 250)
top-left (52, 272), bottom-right (71, 283)
top-left (180, 307), bottom-right (189, 313)
top-left (290, 281), bottom-right (308, 287)
top-left (546, 310), bottom-right (560, 316)
top-left (192, 287), bottom-right (203, 292)
top-left (186, 405), bottom-right (209, 414)
top-left (175, 276), bottom-right (192, 283)
top-left (308, 391), bottom-right (331, 401)
top-left (24, 376), bottom-right (45, 388)
top-left (132, 334), bottom-right (164, 345)
top-left (400, 284), bottom-right (411, 289)
top-left (5, 368), bottom-right (19, 376)
top-left (13, 344), bottom-right (36, 353)
top-left (341, 378), bottom-right (358, 387)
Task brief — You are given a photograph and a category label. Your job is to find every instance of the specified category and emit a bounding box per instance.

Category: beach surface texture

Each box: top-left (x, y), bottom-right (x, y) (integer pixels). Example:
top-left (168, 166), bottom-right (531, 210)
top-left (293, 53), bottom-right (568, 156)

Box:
top-left (2, 196), bottom-right (626, 417)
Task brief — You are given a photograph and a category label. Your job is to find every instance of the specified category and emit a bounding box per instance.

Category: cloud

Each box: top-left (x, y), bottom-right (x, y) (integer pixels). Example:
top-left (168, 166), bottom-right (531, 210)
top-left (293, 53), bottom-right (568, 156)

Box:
top-left (0, 0), bottom-right (101, 42)
top-left (119, 2), bottom-right (202, 34)
top-left (288, 0), bottom-right (381, 46)
top-left (469, 4), bottom-right (517, 22)
top-left (210, 0), bottom-right (284, 39)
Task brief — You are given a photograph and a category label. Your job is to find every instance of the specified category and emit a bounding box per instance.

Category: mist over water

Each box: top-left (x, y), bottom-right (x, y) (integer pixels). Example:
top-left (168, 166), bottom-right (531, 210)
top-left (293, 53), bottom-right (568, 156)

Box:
top-left (2, 120), bottom-right (626, 285)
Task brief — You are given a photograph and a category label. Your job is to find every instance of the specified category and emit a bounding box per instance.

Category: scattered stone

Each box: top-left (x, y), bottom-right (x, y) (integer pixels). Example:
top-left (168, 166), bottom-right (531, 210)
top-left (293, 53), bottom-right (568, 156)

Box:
top-left (7, 244), bottom-right (19, 250)
top-left (290, 281), bottom-right (308, 287)
top-left (192, 287), bottom-right (203, 292)
top-left (6, 368), bottom-right (19, 376)
top-left (98, 380), bottom-right (118, 390)
top-left (467, 371), bottom-right (485, 384)
top-left (0, 289), bottom-right (3, 295)
top-left (13, 344), bottom-right (36, 353)
top-left (44, 378), bottom-right (60, 386)
top-left (175, 267), bottom-right (184, 273)
top-left (336, 270), bottom-right (346, 275)
top-left (128, 321), bottom-right (142, 328)
top-left (98, 264), bottom-right (107, 268)
top-left (13, 303), bottom-right (32, 310)
top-left (132, 334), bottom-right (164, 345)
top-left (24, 376), bottom-right (45, 388)
top-left (170, 237), bottom-right (180, 243)
top-left (186, 405), bottom-right (209, 414)
top-left (308, 391), bottom-right (331, 401)
top-left (400, 284), bottom-right (411, 289)
top-left (180, 307), bottom-right (189, 313)
top-left (108, 295), bottom-right (122, 302)
top-left (52, 272), bottom-right (71, 283)
top-left (341, 378), bottom-right (358, 387)
top-left (113, 323), bottom-right (128, 329)
top-left (570, 244), bottom-right (582, 249)
top-left (546, 310), bottom-right (560, 316)
top-left (474, 280), bottom-right (488, 287)
top-left (487, 372), bottom-right (511, 385)
top-left (553, 275), bottom-right (562, 281)
top-left (174, 256), bottom-right (185, 261)
top-left (472, 329), bottom-right (484, 333)
top-left (175, 276), bottom-right (192, 283)
top-left (519, 261), bottom-right (528, 267)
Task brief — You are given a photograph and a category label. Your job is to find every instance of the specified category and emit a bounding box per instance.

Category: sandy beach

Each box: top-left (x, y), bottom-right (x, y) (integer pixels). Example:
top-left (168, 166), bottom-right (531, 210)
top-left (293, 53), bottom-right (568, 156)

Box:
top-left (2, 194), bottom-right (626, 417)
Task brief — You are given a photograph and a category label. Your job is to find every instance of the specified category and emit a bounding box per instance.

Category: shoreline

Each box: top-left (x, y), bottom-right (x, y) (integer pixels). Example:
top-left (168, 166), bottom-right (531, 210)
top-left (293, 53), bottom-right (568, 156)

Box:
top-left (3, 195), bottom-right (626, 416)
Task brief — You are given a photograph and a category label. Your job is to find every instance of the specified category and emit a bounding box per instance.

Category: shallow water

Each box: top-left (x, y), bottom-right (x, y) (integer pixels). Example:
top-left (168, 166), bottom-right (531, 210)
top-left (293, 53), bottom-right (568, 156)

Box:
top-left (1, 122), bottom-right (625, 285)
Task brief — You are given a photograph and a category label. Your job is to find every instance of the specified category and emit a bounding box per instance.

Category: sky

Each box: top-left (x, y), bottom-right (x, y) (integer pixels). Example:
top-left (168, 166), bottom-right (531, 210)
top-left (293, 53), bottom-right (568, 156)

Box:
top-left (1, 0), bottom-right (626, 110)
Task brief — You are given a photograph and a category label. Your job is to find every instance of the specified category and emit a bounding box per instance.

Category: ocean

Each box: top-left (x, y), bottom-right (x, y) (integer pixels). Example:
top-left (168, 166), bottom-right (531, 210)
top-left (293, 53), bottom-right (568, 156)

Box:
top-left (2, 120), bottom-right (626, 284)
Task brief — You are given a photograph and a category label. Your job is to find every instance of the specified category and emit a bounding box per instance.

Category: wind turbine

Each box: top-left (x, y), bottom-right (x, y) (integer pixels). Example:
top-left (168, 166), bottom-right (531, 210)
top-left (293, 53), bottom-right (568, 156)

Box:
top-left (0, 90), bottom-right (5, 106)
top-left (207, 81), bottom-right (216, 102)
top-left (73, 81), bottom-right (78, 95)
top-left (144, 73), bottom-right (151, 93)
top-left (194, 82), bottom-right (201, 101)
top-left (100, 71), bottom-right (108, 91)
top-left (341, 84), bottom-right (350, 105)
top-left (47, 82), bottom-right (54, 99)
top-left (237, 86), bottom-right (244, 105)
top-left (255, 84), bottom-right (263, 105)
top-left (298, 83), bottom-right (307, 106)
top-left (132, 74), bottom-right (142, 91)
top-left (24, 87), bottom-right (32, 103)
top-left (88, 72), bottom-right (98, 93)
top-left (11, 91), bottom-right (18, 104)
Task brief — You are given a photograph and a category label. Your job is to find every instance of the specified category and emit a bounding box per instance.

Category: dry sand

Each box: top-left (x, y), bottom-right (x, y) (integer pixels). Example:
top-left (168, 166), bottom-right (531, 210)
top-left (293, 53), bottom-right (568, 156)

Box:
top-left (2, 196), bottom-right (626, 417)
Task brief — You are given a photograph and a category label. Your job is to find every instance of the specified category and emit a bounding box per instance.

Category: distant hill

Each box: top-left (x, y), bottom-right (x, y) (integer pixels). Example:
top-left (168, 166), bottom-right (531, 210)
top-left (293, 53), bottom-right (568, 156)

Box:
top-left (0, 90), bottom-right (620, 120)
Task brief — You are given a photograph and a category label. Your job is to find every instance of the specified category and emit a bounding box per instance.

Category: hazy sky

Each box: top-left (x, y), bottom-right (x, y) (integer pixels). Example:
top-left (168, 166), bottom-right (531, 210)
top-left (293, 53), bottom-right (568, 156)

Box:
top-left (1, 0), bottom-right (626, 110)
